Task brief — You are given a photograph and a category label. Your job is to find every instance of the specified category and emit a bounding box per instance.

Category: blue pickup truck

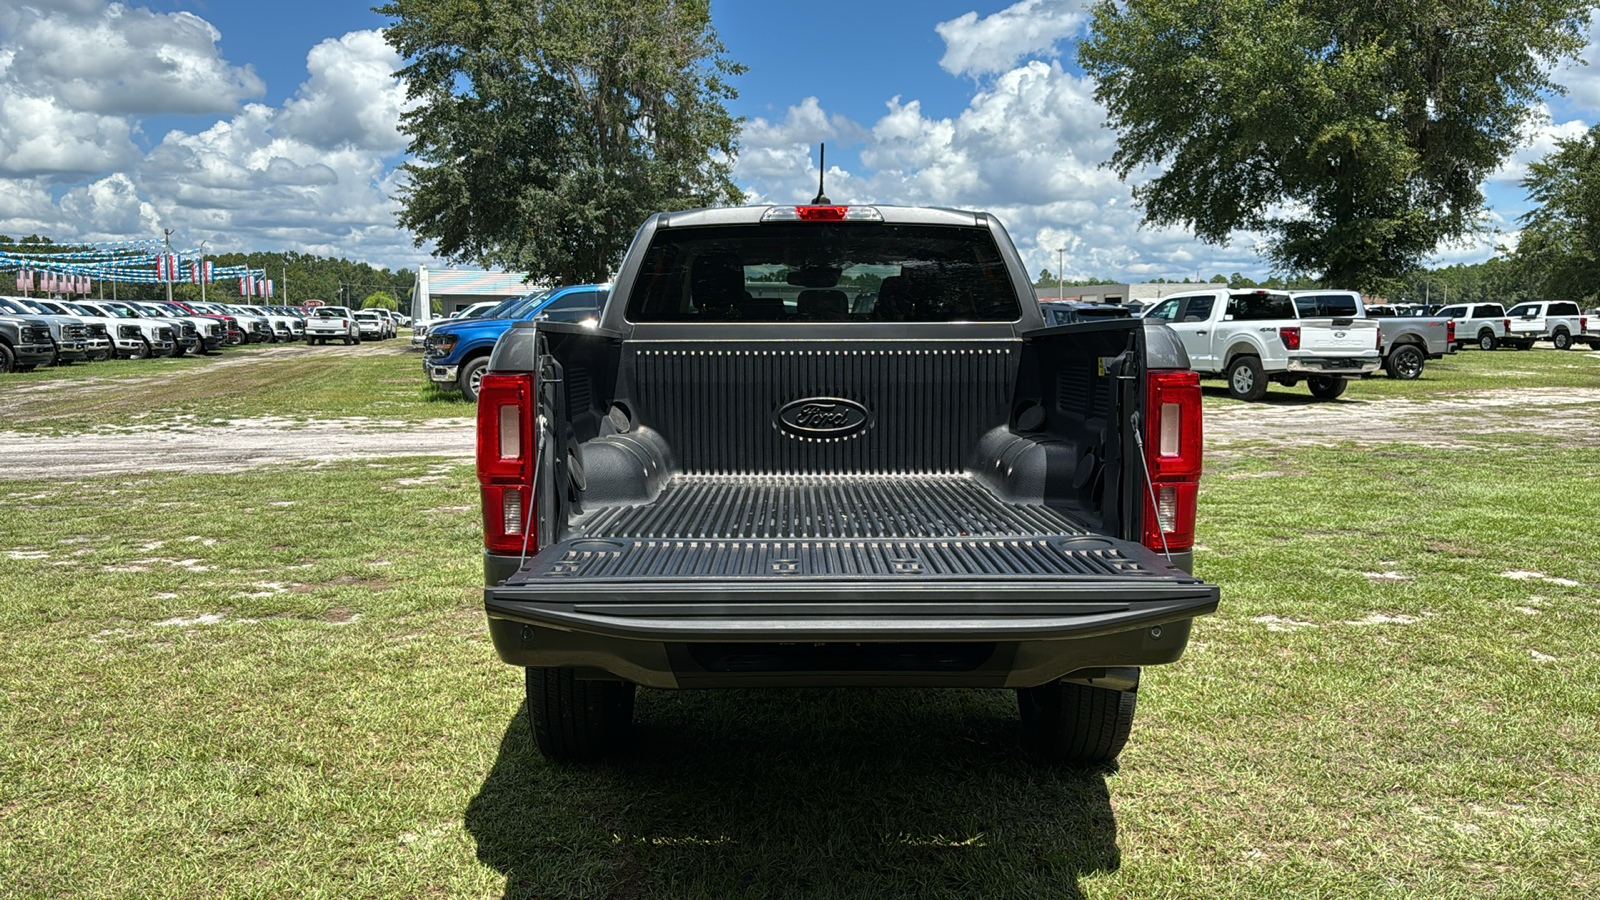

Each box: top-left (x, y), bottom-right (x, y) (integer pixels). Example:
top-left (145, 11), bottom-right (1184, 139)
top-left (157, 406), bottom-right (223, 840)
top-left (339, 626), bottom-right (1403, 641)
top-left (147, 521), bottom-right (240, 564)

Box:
top-left (423, 284), bottom-right (607, 401)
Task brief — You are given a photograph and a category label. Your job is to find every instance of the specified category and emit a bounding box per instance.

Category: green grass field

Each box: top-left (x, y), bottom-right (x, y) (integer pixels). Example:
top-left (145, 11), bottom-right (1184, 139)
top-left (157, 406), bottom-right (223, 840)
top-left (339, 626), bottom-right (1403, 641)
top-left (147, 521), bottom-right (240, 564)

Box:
top-left (0, 340), bottom-right (470, 435)
top-left (1, 344), bottom-right (1597, 898)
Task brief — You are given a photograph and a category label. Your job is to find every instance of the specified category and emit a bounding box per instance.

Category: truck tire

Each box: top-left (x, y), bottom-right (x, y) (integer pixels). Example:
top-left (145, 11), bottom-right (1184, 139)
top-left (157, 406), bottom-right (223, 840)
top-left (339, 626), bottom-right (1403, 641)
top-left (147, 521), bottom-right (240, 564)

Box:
top-left (1552, 329), bottom-right (1572, 350)
top-left (0, 342), bottom-right (14, 373)
top-left (1018, 677), bottom-right (1137, 765)
top-left (459, 356), bottom-right (490, 403)
top-left (128, 338), bottom-right (151, 360)
top-left (1478, 330), bottom-right (1497, 351)
top-left (526, 667), bottom-right (635, 762)
top-left (1308, 375), bottom-right (1348, 399)
top-left (1225, 355), bottom-right (1267, 401)
top-left (1384, 344), bottom-right (1426, 379)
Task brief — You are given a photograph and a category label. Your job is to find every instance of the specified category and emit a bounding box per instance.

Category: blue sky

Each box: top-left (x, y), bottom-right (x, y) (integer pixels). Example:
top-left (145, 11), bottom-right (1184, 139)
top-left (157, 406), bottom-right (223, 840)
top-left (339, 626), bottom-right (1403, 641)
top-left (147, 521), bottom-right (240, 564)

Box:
top-left (3, 0), bottom-right (1598, 282)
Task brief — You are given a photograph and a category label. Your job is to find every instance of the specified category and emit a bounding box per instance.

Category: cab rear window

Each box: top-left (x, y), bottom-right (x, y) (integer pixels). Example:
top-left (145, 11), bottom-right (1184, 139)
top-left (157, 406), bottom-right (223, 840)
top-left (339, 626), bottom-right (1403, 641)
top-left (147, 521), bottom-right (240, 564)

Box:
top-left (624, 223), bottom-right (1021, 323)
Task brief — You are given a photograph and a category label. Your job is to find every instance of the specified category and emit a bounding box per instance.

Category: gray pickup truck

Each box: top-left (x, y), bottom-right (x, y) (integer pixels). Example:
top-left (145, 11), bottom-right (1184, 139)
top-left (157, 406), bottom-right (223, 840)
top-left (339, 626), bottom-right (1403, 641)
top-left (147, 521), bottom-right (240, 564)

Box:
top-left (1290, 291), bottom-right (1455, 380)
top-left (0, 312), bottom-right (57, 372)
top-left (476, 204), bottom-right (1220, 765)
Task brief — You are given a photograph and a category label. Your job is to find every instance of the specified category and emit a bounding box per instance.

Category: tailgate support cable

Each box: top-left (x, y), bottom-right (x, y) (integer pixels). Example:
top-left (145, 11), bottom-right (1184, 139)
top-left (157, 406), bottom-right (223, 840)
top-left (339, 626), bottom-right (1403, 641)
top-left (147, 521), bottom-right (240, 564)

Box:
top-left (1129, 411), bottom-right (1173, 562)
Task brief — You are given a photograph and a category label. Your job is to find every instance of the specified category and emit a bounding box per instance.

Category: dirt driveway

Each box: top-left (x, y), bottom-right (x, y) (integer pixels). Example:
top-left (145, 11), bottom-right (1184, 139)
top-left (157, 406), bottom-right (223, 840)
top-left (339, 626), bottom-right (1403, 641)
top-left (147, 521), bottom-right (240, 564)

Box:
top-left (4, 336), bottom-right (1594, 477)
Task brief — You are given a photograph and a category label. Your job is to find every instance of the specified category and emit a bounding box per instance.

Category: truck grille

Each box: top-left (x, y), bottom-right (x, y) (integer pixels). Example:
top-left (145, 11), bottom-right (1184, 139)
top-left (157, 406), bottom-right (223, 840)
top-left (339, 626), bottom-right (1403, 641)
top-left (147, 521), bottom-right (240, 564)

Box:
top-left (87, 323), bottom-right (109, 339)
top-left (180, 322), bottom-right (198, 339)
top-left (156, 327), bottom-right (175, 342)
top-left (64, 324), bottom-right (88, 341)
top-left (206, 323), bottom-right (222, 338)
top-left (24, 325), bottom-right (51, 344)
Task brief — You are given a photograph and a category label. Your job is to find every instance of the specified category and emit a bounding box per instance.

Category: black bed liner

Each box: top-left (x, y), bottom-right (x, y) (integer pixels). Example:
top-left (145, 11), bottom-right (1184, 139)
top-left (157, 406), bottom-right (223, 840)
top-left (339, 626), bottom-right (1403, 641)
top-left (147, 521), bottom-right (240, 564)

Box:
top-left (570, 474), bottom-right (1084, 541)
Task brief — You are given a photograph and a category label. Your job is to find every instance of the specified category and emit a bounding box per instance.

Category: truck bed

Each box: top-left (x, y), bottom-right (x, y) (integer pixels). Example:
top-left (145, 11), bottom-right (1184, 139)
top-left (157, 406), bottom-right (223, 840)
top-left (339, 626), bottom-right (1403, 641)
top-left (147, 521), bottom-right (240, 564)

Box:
top-left (495, 471), bottom-right (1211, 622)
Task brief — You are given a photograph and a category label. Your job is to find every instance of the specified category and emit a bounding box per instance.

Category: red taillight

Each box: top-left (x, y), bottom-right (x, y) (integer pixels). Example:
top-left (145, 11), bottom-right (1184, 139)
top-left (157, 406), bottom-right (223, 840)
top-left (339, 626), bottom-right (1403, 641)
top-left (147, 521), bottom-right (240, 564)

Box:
top-left (1581, 317), bottom-right (1588, 334)
top-left (1504, 318), bottom-right (1511, 334)
top-left (1446, 320), bottom-right (1455, 343)
top-left (1279, 326), bottom-right (1301, 350)
top-left (476, 373), bottom-right (536, 555)
top-left (1376, 326), bottom-right (1383, 350)
top-left (1142, 369), bottom-right (1202, 554)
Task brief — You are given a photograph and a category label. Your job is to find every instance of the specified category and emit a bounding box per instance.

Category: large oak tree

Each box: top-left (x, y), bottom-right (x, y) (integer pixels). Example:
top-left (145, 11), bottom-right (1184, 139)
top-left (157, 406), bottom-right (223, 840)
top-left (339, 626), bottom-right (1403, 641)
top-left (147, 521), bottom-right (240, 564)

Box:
top-left (1078, 0), bottom-right (1595, 291)
top-left (1512, 123), bottom-right (1600, 303)
top-left (379, 0), bottom-right (744, 285)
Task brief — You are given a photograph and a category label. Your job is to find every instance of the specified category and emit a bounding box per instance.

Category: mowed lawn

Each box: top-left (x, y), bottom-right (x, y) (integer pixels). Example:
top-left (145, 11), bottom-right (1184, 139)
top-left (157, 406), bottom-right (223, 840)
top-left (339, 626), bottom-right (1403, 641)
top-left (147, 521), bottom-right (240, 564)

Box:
top-left (1, 346), bottom-right (1597, 898)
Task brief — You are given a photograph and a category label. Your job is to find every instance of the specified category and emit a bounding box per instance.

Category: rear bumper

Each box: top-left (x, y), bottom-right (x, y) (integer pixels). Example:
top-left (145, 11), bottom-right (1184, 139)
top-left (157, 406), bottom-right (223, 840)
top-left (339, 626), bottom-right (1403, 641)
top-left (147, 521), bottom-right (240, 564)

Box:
top-left (483, 596), bottom-right (1211, 689)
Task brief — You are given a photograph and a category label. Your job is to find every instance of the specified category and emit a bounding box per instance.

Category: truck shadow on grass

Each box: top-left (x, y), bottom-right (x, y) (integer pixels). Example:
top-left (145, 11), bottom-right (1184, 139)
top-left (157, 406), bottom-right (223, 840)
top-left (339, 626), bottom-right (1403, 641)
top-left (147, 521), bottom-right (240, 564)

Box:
top-left (465, 687), bottom-right (1118, 899)
top-left (1201, 385), bottom-right (1365, 406)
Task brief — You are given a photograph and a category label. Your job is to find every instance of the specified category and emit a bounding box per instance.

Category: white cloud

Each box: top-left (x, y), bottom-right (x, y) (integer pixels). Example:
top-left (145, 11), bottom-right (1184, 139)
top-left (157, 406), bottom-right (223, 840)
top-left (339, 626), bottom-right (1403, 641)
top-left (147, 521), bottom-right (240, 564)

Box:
top-left (734, 58), bottom-right (1264, 281)
top-left (1489, 109), bottom-right (1590, 185)
top-left (935, 0), bottom-right (1087, 77)
top-left (0, 1), bottom-right (424, 268)
top-left (0, 1), bottom-right (264, 116)
top-left (0, 91), bottom-right (138, 177)
top-left (278, 31), bottom-right (412, 153)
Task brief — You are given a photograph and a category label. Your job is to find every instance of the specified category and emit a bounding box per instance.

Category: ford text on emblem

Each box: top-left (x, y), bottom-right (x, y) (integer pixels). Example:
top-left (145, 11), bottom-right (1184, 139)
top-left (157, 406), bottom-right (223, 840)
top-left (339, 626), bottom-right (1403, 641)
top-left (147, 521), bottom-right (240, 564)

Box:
top-left (1334, 331), bottom-right (1347, 338)
top-left (777, 397), bottom-right (871, 438)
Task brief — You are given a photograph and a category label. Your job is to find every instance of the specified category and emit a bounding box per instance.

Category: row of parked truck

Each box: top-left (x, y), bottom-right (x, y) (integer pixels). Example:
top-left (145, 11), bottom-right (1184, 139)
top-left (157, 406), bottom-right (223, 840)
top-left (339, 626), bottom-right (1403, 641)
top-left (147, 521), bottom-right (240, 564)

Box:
top-left (0, 298), bottom-right (416, 372)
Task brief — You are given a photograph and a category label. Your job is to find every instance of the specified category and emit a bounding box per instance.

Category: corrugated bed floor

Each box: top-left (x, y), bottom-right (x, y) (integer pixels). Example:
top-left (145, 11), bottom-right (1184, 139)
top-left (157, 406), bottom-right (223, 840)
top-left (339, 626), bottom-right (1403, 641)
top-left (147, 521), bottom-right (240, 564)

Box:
top-left (569, 474), bottom-right (1088, 541)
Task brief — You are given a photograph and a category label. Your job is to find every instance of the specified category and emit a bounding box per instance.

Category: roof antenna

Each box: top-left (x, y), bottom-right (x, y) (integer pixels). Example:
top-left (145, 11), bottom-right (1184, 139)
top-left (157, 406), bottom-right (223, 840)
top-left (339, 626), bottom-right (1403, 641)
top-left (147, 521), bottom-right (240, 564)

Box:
top-left (811, 143), bottom-right (831, 205)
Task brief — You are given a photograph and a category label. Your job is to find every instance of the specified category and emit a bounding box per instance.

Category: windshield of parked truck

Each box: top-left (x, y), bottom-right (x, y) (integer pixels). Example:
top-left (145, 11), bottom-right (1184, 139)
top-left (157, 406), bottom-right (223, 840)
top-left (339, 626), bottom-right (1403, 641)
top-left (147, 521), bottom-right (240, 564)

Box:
top-left (1293, 293), bottom-right (1360, 317)
top-left (493, 290), bottom-right (555, 319)
top-left (626, 223), bottom-right (1022, 322)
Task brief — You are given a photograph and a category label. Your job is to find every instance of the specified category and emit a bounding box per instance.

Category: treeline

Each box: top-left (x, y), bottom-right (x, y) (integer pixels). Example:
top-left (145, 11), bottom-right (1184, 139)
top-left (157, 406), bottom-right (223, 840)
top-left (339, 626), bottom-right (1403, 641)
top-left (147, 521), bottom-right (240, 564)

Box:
top-left (1033, 270), bottom-right (1322, 291)
top-left (0, 238), bottom-right (417, 312)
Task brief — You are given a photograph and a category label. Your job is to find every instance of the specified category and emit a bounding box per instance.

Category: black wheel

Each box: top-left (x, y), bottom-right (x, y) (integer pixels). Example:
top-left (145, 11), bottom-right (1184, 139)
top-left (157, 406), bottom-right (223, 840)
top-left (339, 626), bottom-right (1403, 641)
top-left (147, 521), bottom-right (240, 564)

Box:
top-left (342, 337), bottom-right (353, 346)
top-left (1384, 344), bottom-right (1426, 380)
top-left (128, 338), bottom-right (151, 360)
top-left (165, 343), bottom-right (184, 359)
top-left (0, 342), bottom-right (15, 373)
top-left (92, 348), bottom-right (113, 362)
top-left (1225, 355), bottom-right (1267, 401)
top-left (1553, 329), bottom-right (1572, 350)
top-left (1308, 375), bottom-right (1348, 399)
top-left (459, 356), bottom-right (490, 402)
top-left (1478, 330), bottom-right (1497, 351)
top-left (1018, 675), bottom-right (1138, 765)
top-left (525, 667), bottom-right (635, 762)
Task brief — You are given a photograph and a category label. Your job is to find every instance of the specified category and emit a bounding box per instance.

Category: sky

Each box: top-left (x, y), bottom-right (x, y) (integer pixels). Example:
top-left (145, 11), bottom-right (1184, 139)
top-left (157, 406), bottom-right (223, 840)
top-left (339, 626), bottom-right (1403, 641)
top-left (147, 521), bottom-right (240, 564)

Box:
top-left (2, 0), bottom-right (1599, 282)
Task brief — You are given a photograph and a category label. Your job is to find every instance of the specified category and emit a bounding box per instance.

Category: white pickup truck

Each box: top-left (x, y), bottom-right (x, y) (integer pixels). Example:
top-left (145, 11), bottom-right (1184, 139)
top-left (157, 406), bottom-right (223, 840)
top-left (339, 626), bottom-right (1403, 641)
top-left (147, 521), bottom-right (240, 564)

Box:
top-left (1434, 302), bottom-right (1510, 351)
top-left (1503, 300), bottom-right (1592, 351)
top-left (1144, 289), bottom-right (1380, 400)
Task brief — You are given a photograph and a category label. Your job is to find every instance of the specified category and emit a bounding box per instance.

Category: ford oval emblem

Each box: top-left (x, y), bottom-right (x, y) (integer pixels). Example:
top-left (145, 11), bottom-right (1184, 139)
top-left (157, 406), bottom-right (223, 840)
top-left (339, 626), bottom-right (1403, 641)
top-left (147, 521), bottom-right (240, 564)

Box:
top-left (1334, 331), bottom-right (1347, 338)
top-left (777, 397), bottom-right (871, 438)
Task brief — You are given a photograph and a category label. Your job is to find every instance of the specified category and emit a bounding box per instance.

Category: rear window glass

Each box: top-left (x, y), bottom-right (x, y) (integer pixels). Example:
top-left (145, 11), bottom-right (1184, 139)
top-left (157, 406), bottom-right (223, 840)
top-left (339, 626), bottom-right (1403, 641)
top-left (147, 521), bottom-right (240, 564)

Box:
top-left (625, 223), bottom-right (1021, 323)
top-left (1293, 294), bottom-right (1360, 317)
top-left (1551, 302), bottom-right (1580, 315)
top-left (1227, 293), bottom-right (1295, 321)
top-left (1475, 305), bottom-right (1505, 317)
top-left (1508, 304), bottom-right (1538, 316)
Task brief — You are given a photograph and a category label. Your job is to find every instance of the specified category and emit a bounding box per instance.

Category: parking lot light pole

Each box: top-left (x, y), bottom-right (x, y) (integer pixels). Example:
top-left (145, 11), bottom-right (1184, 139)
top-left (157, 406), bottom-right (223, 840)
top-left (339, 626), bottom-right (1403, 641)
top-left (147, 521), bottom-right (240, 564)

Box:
top-left (197, 240), bottom-right (208, 303)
